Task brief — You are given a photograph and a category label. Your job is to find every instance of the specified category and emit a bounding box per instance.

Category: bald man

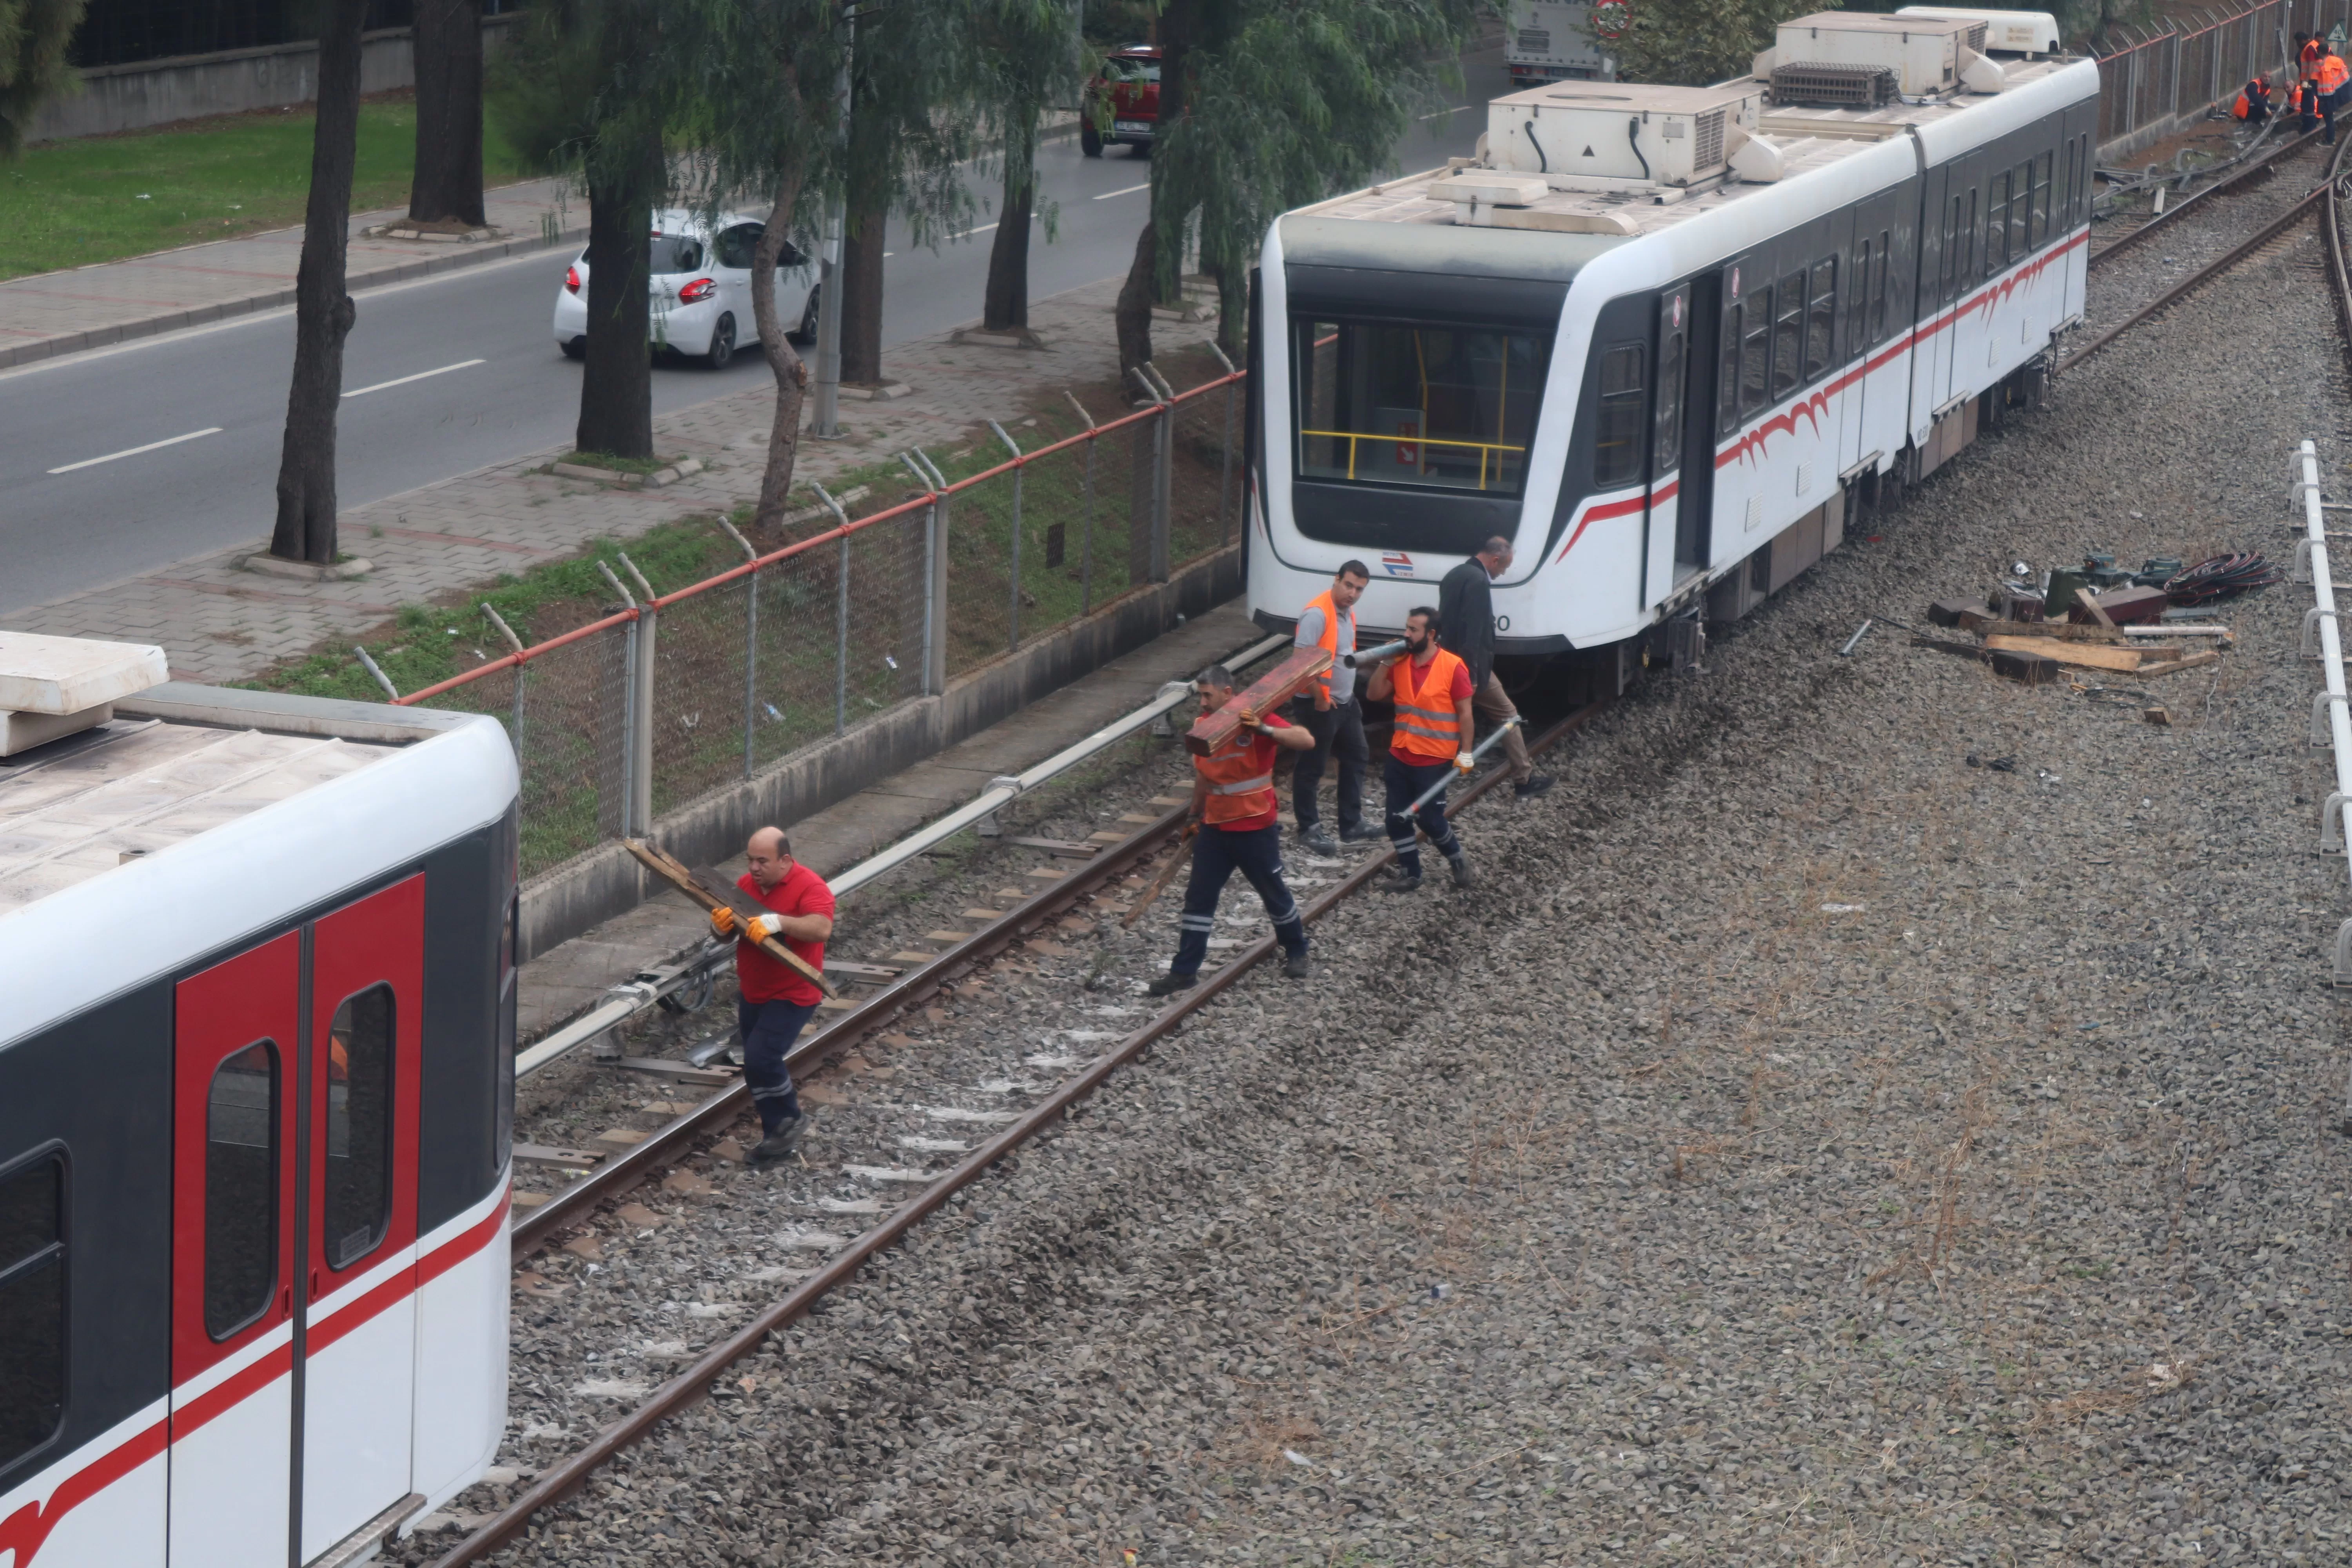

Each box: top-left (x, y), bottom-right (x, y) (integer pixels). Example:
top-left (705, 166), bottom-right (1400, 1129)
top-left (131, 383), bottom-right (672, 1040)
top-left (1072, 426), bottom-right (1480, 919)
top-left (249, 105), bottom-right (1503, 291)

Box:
top-left (708, 827), bottom-right (836, 1165)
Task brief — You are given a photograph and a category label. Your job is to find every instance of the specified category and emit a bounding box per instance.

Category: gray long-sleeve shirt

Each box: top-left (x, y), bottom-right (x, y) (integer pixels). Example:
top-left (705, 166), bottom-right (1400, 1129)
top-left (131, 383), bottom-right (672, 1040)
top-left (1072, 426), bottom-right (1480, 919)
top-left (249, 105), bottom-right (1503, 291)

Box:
top-left (1295, 601), bottom-right (1357, 704)
top-left (1437, 559), bottom-right (1497, 689)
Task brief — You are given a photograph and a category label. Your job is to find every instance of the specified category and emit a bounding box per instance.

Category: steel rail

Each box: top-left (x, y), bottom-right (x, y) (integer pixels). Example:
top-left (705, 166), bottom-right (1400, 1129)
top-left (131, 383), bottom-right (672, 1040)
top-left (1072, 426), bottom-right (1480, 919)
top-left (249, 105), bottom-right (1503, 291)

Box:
top-left (2321, 133), bottom-right (2352, 385)
top-left (434, 698), bottom-right (1610, 1566)
top-left (2059, 180), bottom-right (2331, 374)
top-left (2089, 124), bottom-right (2318, 267)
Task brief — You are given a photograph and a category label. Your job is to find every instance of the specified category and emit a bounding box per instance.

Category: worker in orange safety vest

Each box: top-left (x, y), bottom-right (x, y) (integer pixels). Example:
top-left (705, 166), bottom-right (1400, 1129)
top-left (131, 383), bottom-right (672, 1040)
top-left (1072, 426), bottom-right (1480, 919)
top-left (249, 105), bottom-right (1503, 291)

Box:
top-left (1287, 560), bottom-right (1375, 856)
top-left (1143, 663), bottom-right (1318, 996)
top-left (2233, 76), bottom-right (2273, 125)
top-left (1362, 605), bottom-right (1479, 894)
top-left (2320, 49), bottom-right (2348, 144)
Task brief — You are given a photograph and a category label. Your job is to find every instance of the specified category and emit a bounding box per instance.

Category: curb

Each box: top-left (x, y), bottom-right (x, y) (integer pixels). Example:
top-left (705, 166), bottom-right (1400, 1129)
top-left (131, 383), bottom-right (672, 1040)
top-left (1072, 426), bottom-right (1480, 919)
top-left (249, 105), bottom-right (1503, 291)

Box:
top-left (0, 219), bottom-right (590, 374)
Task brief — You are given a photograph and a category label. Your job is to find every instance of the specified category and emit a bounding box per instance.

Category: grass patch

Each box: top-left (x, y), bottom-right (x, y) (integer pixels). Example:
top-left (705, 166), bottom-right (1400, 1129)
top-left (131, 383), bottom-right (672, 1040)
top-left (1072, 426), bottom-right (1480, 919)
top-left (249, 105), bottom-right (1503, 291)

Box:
top-left (0, 92), bottom-right (537, 281)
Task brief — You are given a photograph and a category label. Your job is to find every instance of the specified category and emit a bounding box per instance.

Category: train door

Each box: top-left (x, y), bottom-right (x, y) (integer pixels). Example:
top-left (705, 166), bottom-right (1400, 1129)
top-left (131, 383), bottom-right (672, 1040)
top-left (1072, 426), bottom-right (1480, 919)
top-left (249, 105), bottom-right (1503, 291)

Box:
top-left (170, 935), bottom-right (302, 1568)
top-left (1844, 189), bottom-right (1901, 472)
top-left (1644, 283), bottom-right (1690, 605)
top-left (296, 875), bottom-right (426, 1563)
top-left (1675, 270), bottom-right (1722, 575)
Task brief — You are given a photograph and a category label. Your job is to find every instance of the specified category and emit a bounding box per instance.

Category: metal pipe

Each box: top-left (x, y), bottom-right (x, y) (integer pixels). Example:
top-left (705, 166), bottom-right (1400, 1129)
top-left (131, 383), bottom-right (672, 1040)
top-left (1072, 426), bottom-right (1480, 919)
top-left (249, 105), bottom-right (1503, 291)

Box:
top-left (595, 561), bottom-right (641, 836)
top-left (716, 519), bottom-right (760, 779)
top-left (2296, 445), bottom-right (2352, 1017)
top-left (819, 483), bottom-right (851, 735)
top-left (1344, 638), bottom-right (1407, 669)
top-left (619, 555), bottom-right (659, 837)
top-left (900, 453), bottom-right (946, 696)
top-left (1406, 717), bottom-right (1521, 816)
top-left (991, 420), bottom-right (1024, 651)
top-left (482, 603), bottom-right (528, 755)
top-left (1065, 391), bottom-right (1098, 615)
top-left (354, 646), bottom-right (399, 701)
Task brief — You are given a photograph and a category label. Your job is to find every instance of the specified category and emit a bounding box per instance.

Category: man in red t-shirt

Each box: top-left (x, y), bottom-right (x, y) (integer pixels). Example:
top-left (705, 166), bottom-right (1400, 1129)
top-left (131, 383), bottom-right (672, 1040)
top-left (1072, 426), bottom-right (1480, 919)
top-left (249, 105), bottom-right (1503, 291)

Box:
top-left (709, 826), bottom-right (835, 1165)
top-left (1145, 663), bottom-right (1318, 997)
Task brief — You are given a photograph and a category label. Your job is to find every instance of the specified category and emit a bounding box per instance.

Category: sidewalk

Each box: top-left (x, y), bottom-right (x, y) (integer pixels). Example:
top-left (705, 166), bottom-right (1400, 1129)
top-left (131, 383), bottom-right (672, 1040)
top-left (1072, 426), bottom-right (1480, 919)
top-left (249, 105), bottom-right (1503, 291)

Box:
top-left (1, 271), bottom-right (1223, 683)
top-left (0, 174), bottom-right (582, 371)
top-left (516, 599), bottom-right (1258, 1041)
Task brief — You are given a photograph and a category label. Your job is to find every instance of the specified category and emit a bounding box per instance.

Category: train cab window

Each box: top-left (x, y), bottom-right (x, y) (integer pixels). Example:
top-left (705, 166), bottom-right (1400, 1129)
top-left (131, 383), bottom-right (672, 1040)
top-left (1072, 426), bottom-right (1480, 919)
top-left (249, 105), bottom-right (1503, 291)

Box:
top-left (324, 986), bottom-right (395, 1271)
top-left (205, 1043), bottom-right (278, 1338)
top-left (1739, 294), bottom-right (1771, 414)
top-left (1593, 343), bottom-right (1646, 487)
top-left (0, 1154), bottom-right (65, 1469)
top-left (1804, 259), bottom-right (1836, 378)
top-left (1769, 270), bottom-right (1804, 397)
top-left (2032, 151), bottom-right (2053, 245)
top-left (1293, 318), bottom-right (1548, 495)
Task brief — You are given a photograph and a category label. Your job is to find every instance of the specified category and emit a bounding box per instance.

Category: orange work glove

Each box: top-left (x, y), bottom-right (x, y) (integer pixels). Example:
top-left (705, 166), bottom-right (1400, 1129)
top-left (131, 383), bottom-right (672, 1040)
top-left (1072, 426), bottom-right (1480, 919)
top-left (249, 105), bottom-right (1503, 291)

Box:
top-left (709, 906), bottom-right (739, 939)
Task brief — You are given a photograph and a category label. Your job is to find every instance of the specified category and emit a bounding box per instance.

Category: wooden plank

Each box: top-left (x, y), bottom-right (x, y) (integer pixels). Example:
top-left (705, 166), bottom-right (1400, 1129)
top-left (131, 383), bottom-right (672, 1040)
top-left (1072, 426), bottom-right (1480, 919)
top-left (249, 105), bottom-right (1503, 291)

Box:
top-left (2136, 651), bottom-right (2223, 678)
top-left (1086, 830), bottom-right (1127, 843)
top-left (1182, 647), bottom-right (1334, 756)
top-left (622, 840), bottom-right (838, 998)
top-left (613, 1057), bottom-right (737, 1085)
top-left (1007, 836), bottom-right (1098, 857)
top-left (593, 1128), bottom-right (649, 1150)
top-left (1973, 620), bottom-right (2131, 643)
top-left (822, 958), bottom-right (902, 979)
top-left (1983, 635), bottom-right (2156, 673)
top-left (2073, 586), bottom-right (2117, 628)
top-left (513, 1144), bottom-right (601, 1170)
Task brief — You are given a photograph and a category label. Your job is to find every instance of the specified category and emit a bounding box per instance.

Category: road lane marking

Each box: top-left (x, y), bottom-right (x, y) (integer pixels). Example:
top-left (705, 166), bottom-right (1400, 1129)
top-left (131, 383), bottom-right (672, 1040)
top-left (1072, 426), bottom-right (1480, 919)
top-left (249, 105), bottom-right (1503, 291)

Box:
top-left (1092, 182), bottom-right (1151, 200)
top-left (343, 357), bottom-right (486, 398)
top-left (47, 426), bottom-right (222, 474)
top-left (1419, 104), bottom-right (1468, 120)
top-left (948, 223), bottom-right (1000, 241)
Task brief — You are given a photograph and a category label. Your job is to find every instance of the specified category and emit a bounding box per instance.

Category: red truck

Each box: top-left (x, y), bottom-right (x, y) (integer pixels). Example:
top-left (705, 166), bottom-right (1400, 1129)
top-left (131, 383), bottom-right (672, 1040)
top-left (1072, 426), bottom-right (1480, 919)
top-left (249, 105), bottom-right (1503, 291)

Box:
top-left (1081, 45), bottom-right (1160, 156)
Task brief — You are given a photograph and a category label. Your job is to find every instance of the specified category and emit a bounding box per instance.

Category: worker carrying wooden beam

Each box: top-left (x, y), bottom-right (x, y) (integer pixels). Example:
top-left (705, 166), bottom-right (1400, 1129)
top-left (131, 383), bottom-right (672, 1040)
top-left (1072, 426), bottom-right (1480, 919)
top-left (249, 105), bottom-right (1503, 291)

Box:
top-left (708, 826), bottom-right (837, 1165)
top-left (1143, 663), bottom-right (1319, 997)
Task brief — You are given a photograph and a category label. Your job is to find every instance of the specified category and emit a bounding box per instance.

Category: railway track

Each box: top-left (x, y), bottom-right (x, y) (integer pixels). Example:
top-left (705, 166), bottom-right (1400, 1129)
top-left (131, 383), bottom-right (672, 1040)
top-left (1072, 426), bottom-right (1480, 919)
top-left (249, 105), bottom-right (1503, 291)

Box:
top-left (2086, 124), bottom-right (2318, 265)
top-left (430, 675), bottom-right (1605, 1565)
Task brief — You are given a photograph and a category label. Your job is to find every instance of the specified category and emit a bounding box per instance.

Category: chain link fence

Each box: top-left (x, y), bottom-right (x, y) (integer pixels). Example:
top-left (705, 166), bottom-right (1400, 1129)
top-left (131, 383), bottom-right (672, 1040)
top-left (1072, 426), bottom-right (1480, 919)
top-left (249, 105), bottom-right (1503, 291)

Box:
top-left (2091, 0), bottom-right (2352, 151)
top-left (397, 366), bottom-right (1245, 883)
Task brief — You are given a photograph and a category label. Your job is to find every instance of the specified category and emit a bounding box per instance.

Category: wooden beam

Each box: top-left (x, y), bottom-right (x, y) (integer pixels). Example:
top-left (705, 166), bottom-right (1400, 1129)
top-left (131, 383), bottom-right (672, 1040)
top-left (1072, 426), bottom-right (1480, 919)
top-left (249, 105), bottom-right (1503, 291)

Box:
top-left (1984, 635), bottom-right (2166, 673)
top-left (1183, 647), bottom-right (1334, 756)
top-left (622, 840), bottom-right (838, 999)
top-left (2136, 651), bottom-right (2222, 678)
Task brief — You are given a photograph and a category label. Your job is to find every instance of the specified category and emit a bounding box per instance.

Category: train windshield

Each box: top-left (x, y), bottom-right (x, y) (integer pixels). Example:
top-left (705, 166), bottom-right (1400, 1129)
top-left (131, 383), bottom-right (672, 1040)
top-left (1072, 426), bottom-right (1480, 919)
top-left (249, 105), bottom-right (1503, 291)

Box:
top-left (1294, 318), bottom-right (1548, 497)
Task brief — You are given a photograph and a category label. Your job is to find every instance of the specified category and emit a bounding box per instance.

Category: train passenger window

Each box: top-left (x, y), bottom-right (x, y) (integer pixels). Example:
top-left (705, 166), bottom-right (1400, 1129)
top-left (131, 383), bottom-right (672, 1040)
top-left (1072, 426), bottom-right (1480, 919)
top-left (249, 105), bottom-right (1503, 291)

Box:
top-left (0, 1154), bottom-right (65, 1469)
top-left (1804, 259), bottom-right (1836, 378)
top-left (2062, 139), bottom-right (2078, 231)
top-left (1940, 194), bottom-right (1963, 303)
top-left (324, 986), bottom-right (395, 1270)
top-left (1870, 229), bottom-right (1892, 342)
top-left (205, 1042), bottom-right (277, 1338)
top-left (1718, 299), bottom-right (1744, 433)
top-left (2032, 151), bottom-right (2053, 245)
top-left (1961, 187), bottom-right (1979, 287)
top-left (1849, 238), bottom-right (1872, 346)
top-left (2011, 161), bottom-right (2033, 256)
top-left (1593, 343), bottom-right (1646, 487)
top-left (1985, 172), bottom-right (2009, 273)
top-left (1770, 270), bottom-right (1804, 397)
top-left (1740, 294), bottom-right (1771, 413)
top-left (1652, 309), bottom-right (1684, 475)
top-left (1292, 318), bottom-right (1548, 495)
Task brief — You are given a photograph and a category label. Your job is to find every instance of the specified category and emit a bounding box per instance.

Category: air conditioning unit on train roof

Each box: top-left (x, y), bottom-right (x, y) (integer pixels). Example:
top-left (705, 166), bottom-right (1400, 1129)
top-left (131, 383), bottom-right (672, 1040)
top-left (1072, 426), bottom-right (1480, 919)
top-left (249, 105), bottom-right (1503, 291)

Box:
top-left (1483, 81), bottom-right (1772, 190)
top-left (1893, 6), bottom-right (2060, 55)
top-left (1773, 11), bottom-right (2007, 100)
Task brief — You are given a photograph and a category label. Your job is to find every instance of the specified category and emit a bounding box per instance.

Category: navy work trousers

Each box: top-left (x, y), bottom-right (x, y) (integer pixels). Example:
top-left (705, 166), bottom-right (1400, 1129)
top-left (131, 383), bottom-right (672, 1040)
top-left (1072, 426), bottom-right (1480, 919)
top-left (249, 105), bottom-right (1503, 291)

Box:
top-left (1172, 822), bottom-right (1307, 977)
top-left (738, 997), bottom-right (816, 1134)
top-left (1287, 695), bottom-right (1367, 834)
top-left (1384, 753), bottom-right (1461, 877)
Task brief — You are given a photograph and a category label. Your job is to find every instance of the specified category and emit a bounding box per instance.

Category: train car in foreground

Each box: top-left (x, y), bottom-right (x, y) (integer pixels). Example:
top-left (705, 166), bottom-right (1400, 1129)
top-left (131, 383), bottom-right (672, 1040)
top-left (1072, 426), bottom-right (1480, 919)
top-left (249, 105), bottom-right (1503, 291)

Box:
top-left (0, 634), bottom-right (518, 1568)
top-left (1248, 8), bottom-right (2094, 687)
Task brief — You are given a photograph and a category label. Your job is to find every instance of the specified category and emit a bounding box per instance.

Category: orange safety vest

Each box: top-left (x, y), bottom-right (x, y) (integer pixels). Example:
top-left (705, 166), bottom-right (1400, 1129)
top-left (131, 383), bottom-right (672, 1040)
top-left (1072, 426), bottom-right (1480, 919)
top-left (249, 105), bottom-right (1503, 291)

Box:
top-left (1300, 588), bottom-right (1349, 701)
top-left (2234, 89), bottom-right (2251, 118)
top-left (1195, 722), bottom-right (1278, 825)
top-left (2321, 54), bottom-right (2348, 93)
top-left (2303, 38), bottom-right (2325, 79)
top-left (1388, 647), bottom-right (1468, 763)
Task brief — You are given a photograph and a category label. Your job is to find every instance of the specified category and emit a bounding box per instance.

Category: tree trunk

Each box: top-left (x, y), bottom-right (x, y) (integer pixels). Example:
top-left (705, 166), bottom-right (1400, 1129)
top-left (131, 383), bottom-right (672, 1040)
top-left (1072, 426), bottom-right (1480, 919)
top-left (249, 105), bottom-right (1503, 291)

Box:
top-left (575, 132), bottom-right (661, 461)
top-left (839, 198), bottom-right (887, 384)
top-left (751, 159), bottom-right (814, 530)
top-left (1209, 251), bottom-right (1244, 360)
top-left (408, 0), bottom-right (485, 227)
top-left (1114, 220), bottom-right (1156, 378)
top-left (1114, 0), bottom-right (1192, 377)
top-left (267, 0), bottom-right (368, 564)
top-left (982, 107), bottom-right (1038, 332)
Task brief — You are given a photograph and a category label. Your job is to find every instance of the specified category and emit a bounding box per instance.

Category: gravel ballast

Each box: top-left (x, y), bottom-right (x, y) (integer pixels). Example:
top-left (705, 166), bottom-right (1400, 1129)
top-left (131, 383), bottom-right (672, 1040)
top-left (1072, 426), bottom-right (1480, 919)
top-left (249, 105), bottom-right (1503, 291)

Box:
top-left (414, 230), bottom-right (2352, 1565)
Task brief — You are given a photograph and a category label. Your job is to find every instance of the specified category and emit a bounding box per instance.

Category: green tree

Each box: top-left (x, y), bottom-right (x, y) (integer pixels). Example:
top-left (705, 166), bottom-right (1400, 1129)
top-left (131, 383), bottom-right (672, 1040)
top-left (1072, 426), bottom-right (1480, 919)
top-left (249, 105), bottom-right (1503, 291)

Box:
top-left (1609, 0), bottom-right (1817, 87)
top-left (1115, 0), bottom-right (1476, 374)
top-left (494, 0), bottom-right (671, 460)
top-left (0, 0), bottom-right (82, 154)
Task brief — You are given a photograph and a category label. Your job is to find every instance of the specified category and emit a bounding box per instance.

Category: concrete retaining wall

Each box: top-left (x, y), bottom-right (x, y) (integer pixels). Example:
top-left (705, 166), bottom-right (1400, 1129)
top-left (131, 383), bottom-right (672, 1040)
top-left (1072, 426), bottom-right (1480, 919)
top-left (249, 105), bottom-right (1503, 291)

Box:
top-left (30, 15), bottom-right (513, 142)
top-left (516, 544), bottom-right (1247, 964)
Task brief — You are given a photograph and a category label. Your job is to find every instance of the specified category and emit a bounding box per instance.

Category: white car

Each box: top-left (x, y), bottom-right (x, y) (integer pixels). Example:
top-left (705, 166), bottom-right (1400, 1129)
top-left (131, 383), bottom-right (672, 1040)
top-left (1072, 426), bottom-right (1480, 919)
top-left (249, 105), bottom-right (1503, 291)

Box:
top-left (552, 208), bottom-right (818, 368)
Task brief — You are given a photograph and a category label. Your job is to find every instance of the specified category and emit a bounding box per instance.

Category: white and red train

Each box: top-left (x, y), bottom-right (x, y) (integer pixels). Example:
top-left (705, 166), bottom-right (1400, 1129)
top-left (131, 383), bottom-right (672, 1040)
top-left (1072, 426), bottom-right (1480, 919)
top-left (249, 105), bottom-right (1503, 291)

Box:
top-left (1247, 9), bottom-right (2095, 676)
top-left (0, 649), bottom-right (518, 1568)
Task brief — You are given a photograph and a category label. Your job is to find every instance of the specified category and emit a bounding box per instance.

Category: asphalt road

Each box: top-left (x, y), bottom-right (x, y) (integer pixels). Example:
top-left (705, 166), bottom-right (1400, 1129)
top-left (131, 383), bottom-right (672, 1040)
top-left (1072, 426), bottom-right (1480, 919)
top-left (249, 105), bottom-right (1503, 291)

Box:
top-left (0, 44), bottom-right (1504, 615)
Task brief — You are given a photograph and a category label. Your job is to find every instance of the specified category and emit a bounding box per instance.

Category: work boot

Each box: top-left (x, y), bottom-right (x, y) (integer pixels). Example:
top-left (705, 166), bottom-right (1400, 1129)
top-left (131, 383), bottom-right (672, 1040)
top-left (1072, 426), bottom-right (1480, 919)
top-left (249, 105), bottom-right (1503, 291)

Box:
top-left (1379, 869), bottom-right (1424, 894)
top-left (1282, 949), bottom-right (1311, 980)
top-left (749, 1113), bottom-right (806, 1167)
top-left (1514, 774), bottom-right (1556, 799)
top-left (1145, 970), bottom-right (1198, 998)
top-left (1299, 824), bottom-right (1339, 857)
top-left (1338, 820), bottom-right (1380, 844)
top-left (1448, 852), bottom-right (1476, 890)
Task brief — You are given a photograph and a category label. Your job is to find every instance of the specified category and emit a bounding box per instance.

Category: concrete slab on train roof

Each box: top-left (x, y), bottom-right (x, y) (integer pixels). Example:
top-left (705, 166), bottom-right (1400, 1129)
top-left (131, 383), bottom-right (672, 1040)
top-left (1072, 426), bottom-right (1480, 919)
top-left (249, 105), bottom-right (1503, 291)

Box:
top-left (514, 601), bottom-right (1262, 1043)
top-left (0, 630), bottom-right (168, 715)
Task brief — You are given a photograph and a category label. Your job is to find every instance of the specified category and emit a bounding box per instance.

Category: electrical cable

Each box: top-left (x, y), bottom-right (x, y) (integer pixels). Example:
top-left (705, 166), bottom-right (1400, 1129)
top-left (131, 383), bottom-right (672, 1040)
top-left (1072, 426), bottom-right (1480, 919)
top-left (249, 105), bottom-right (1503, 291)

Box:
top-left (1627, 117), bottom-right (1650, 181)
top-left (2163, 552), bottom-right (2283, 604)
top-left (1524, 119), bottom-right (1549, 173)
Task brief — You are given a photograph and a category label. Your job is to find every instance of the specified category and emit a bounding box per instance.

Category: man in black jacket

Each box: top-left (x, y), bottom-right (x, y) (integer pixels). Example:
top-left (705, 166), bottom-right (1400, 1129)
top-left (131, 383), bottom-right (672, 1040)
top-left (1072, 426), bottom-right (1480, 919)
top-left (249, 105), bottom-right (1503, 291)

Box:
top-left (1436, 536), bottom-right (1553, 799)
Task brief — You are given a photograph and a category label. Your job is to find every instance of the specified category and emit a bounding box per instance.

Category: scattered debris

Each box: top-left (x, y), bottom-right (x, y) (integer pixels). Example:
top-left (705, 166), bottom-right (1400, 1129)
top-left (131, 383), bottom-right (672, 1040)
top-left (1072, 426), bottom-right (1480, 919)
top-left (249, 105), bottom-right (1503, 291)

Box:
top-left (2144, 706), bottom-right (2172, 725)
